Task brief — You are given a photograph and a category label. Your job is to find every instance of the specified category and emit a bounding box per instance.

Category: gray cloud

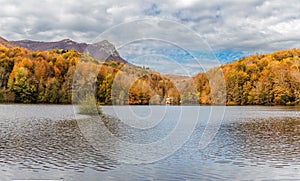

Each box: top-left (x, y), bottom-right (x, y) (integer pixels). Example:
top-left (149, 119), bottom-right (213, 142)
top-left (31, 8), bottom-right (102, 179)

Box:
top-left (0, 0), bottom-right (299, 60)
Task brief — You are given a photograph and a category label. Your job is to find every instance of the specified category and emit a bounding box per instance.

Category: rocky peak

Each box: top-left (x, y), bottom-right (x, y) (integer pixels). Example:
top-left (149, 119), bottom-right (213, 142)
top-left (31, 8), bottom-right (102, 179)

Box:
top-left (59, 39), bottom-right (76, 44)
top-left (0, 36), bottom-right (15, 48)
top-left (11, 38), bottom-right (129, 64)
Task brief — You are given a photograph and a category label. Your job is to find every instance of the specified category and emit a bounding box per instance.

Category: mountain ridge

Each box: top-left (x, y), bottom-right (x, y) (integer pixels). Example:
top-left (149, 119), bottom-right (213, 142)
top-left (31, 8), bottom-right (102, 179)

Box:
top-left (0, 36), bottom-right (15, 48)
top-left (11, 38), bottom-right (129, 64)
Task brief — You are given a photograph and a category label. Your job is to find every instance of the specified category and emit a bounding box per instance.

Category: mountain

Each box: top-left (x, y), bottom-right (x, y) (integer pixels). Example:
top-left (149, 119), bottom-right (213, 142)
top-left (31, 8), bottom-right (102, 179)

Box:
top-left (11, 39), bottom-right (129, 64)
top-left (0, 36), bottom-right (15, 48)
top-left (12, 39), bottom-right (87, 52)
top-left (84, 40), bottom-right (129, 64)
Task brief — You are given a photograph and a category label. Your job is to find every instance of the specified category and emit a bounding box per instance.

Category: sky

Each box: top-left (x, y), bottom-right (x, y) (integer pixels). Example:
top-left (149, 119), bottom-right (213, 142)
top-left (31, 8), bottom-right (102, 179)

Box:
top-left (0, 0), bottom-right (299, 75)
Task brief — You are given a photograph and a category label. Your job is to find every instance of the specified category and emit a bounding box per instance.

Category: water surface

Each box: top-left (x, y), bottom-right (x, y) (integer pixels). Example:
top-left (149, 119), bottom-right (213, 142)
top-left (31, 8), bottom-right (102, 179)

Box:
top-left (0, 105), bottom-right (300, 180)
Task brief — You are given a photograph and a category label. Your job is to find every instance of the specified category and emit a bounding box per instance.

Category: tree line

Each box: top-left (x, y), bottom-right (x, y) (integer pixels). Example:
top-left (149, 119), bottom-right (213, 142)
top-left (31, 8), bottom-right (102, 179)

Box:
top-left (0, 45), bottom-right (180, 104)
top-left (196, 48), bottom-right (300, 105)
top-left (2, 45), bottom-right (300, 106)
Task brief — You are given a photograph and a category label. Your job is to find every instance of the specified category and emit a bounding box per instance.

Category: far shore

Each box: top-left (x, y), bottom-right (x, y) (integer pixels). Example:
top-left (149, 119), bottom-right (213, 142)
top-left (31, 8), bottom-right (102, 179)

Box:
top-left (1, 103), bottom-right (300, 107)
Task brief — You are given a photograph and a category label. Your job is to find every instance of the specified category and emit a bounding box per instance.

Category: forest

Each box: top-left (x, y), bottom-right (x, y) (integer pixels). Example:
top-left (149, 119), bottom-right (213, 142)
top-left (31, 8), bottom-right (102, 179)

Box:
top-left (0, 45), bottom-right (179, 105)
top-left (1, 44), bottom-right (300, 106)
top-left (196, 48), bottom-right (300, 105)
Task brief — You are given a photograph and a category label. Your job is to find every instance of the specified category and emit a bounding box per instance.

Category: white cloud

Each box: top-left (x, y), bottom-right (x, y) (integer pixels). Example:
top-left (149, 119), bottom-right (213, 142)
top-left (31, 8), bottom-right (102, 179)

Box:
top-left (0, 0), bottom-right (299, 74)
top-left (174, 0), bottom-right (202, 8)
top-left (0, 0), bottom-right (298, 49)
top-left (269, 20), bottom-right (300, 34)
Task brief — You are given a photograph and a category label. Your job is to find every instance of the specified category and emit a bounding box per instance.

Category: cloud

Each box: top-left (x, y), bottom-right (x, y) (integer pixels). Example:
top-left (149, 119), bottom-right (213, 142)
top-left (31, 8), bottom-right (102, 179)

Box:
top-left (0, 0), bottom-right (298, 49)
top-left (0, 0), bottom-right (299, 75)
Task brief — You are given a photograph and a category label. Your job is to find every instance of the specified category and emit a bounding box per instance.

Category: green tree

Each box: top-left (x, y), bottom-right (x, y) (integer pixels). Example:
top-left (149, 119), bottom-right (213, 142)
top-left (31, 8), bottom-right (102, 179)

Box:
top-left (8, 67), bottom-right (37, 103)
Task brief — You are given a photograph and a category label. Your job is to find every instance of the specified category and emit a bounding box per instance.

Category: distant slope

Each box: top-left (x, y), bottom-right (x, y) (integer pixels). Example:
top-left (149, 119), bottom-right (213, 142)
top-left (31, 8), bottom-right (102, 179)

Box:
top-left (165, 74), bottom-right (199, 104)
top-left (12, 39), bottom-right (87, 52)
top-left (195, 48), bottom-right (300, 105)
top-left (12, 39), bottom-right (129, 64)
top-left (0, 36), bottom-right (15, 48)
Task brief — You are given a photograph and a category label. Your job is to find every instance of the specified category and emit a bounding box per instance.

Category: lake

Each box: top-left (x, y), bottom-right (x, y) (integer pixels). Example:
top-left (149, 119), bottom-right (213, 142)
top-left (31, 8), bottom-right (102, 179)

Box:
top-left (1, 105), bottom-right (300, 180)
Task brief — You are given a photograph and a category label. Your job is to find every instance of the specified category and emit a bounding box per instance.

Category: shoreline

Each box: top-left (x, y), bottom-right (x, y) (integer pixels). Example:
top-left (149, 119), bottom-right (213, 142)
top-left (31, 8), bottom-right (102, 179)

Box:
top-left (1, 102), bottom-right (300, 106)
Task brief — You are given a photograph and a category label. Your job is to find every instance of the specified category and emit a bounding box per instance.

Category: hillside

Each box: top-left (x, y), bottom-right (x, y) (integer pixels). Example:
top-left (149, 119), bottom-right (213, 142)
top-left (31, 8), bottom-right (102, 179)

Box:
top-left (2, 36), bottom-right (300, 106)
top-left (0, 45), bottom-right (179, 104)
top-left (12, 39), bottom-right (129, 64)
top-left (0, 36), bottom-right (15, 48)
top-left (195, 48), bottom-right (300, 105)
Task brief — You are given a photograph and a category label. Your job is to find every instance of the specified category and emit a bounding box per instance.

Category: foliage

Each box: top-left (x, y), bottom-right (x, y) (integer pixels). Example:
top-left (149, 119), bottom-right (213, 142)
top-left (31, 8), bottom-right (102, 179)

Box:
top-left (77, 94), bottom-right (102, 115)
top-left (0, 45), bottom-right (179, 105)
top-left (3, 44), bottom-right (299, 106)
top-left (0, 46), bottom-right (81, 103)
top-left (195, 48), bottom-right (300, 105)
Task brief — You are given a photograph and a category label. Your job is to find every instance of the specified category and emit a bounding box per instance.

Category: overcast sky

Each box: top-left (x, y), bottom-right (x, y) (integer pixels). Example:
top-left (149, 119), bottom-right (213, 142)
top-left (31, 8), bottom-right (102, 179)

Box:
top-left (1, 0), bottom-right (299, 75)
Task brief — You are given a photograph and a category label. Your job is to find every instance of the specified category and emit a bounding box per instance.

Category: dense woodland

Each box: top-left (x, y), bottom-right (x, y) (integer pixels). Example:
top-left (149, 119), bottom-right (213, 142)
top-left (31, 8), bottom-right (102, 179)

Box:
top-left (196, 48), bottom-right (300, 105)
top-left (0, 45), bottom-right (179, 104)
top-left (1, 44), bottom-right (300, 106)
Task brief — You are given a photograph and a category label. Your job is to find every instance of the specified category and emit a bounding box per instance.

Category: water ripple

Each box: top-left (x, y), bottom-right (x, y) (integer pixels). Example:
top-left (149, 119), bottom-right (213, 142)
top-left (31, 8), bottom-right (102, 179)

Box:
top-left (0, 118), bottom-right (117, 173)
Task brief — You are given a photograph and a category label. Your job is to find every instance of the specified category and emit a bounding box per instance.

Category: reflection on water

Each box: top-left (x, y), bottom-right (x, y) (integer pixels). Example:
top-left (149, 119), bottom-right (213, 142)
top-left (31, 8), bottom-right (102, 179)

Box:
top-left (0, 118), bottom-right (117, 173)
top-left (0, 105), bottom-right (300, 180)
top-left (203, 118), bottom-right (300, 168)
